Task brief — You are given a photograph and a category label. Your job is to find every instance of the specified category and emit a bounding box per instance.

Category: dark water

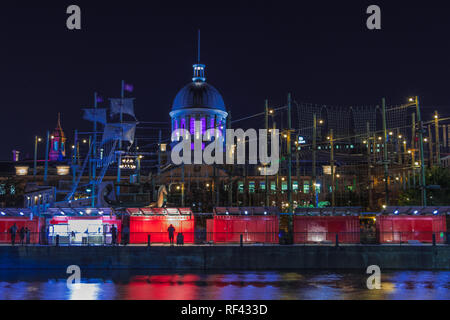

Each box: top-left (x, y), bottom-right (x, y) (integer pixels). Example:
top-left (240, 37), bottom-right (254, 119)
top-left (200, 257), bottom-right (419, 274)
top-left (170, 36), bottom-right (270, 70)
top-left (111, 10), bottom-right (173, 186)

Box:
top-left (0, 270), bottom-right (449, 300)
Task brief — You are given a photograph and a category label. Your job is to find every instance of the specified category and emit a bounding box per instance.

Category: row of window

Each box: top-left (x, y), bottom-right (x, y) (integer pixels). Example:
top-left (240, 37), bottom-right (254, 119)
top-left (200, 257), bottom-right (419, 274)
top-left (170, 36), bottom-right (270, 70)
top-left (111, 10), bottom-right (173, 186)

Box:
top-left (25, 193), bottom-right (53, 207)
top-left (234, 180), bottom-right (356, 194)
top-left (0, 184), bottom-right (15, 196)
top-left (173, 116), bottom-right (225, 134)
top-left (236, 181), bottom-right (312, 194)
top-left (298, 144), bottom-right (356, 151)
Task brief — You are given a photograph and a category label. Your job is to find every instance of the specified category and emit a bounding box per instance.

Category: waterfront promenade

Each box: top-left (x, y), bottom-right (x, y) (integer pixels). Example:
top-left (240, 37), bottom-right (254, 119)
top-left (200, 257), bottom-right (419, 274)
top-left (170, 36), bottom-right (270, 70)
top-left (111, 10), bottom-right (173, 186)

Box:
top-left (0, 244), bottom-right (449, 270)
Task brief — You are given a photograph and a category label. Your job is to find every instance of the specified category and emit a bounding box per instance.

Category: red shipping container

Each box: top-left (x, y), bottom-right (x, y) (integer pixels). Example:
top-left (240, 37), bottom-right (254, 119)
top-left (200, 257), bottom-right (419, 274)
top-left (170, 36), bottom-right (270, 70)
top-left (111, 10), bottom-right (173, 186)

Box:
top-left (129, 215), bottom-right (195, 244)
top-left (0, 217), bottom-right (45, 244)
top-left (207, 215), bottom-right (279, 244)
top-left (293, 216), bottom-right (360, 244)
top-left (377, 215), bottom-right (446, 244)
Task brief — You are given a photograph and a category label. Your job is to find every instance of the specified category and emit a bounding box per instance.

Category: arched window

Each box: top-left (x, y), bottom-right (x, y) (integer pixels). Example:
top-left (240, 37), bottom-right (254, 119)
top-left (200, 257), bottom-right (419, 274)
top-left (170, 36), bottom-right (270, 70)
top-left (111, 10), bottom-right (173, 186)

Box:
top-left (190, 117), bottom-right (195, 135)
top-left (201, 117), bottom-right (206, 134)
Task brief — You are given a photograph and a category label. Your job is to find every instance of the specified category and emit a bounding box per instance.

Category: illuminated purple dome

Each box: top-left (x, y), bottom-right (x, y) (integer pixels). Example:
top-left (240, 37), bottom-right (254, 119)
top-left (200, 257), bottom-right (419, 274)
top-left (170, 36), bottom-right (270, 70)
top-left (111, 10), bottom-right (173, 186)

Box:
top-left (169, 62), bottom-right (228, 141)
top-left (172, 81), bottom-right (225, 112)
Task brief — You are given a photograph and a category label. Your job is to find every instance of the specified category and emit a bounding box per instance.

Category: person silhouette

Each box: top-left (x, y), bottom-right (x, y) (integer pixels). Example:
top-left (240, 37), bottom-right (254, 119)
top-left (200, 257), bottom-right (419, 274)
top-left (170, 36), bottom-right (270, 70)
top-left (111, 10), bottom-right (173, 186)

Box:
top-left (168, 224), bottom-right (175, 245)
top-left (19, 226), bottom-right (25, 245)
top-left (9, 223), bottom-right (17, 246)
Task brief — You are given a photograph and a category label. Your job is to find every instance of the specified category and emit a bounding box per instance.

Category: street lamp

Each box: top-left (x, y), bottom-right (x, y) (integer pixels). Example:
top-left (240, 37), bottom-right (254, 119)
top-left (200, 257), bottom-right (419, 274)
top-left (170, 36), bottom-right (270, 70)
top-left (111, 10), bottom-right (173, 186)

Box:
top-left (408, 97), bottom-right (427, 206)
top-left (33, 136), bottom-right (42, 177)
top-left (311, 114), bottom-right (324, 207)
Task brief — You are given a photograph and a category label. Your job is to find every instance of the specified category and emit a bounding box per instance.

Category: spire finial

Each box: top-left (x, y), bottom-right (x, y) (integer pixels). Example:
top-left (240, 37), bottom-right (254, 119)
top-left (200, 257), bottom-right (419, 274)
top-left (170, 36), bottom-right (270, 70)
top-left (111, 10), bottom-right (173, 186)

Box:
top-left (192, 29), bottom-right (205, 82)
top-left (57, 112), bottom-right (61, 128)
top-left (197, 29), bottom-right (201, 63)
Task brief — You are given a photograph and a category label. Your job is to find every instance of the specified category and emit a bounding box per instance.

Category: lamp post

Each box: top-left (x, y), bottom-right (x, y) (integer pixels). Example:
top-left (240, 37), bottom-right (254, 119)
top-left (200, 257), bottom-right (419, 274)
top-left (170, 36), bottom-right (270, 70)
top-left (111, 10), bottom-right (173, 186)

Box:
top-left (44, 131), bottom-right (50, 183)
top-left (381, 98), bottom-right (389, 207)
top-left (434, 111), bottom-right (441, 165)
top-left (33, 136), bottom-right (42, 177)
top-left (410, 96), bottom-right (427, 206)
top-left (330, 129), bottom-right (335, 207)
top-left (366, 122), bottom-right (373, 209)
top-left (312, 115), bottom-right (325, 207)
top-left (137, 155), bottom-right (142, 184)
top-left (287, 93), bottom-right (292, 213)
top-left (312, 113), bottom-right (317, 206)
top-left (264, 99), bottom-right (269, 207)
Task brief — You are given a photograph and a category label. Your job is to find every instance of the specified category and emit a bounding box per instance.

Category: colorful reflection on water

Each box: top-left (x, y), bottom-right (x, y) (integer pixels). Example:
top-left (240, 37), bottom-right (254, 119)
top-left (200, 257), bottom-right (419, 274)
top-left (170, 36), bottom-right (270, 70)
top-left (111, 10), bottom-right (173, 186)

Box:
top-left (0, 270), bottom-right (449, 300)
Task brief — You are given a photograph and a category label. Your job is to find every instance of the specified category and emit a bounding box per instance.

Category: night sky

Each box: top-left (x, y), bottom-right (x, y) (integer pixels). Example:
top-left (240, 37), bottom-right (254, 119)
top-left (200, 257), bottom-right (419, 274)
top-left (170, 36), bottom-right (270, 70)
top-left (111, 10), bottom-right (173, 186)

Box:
top-left (1, 0), bottom-right (450, 160)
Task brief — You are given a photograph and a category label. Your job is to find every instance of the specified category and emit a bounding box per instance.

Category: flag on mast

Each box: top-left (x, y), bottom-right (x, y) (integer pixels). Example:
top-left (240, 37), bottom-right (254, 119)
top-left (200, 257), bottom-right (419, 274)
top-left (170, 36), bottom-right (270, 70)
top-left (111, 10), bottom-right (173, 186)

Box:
top-left (124, 83), bottom-right (134, 92)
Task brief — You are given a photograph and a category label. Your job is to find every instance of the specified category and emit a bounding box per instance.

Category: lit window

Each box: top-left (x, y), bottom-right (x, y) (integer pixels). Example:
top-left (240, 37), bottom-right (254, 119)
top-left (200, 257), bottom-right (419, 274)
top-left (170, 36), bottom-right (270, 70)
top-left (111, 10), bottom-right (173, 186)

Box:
top-left (201, 118), bottom-right (206, 134)
top-left (303, 181), bottom-right (310, 194)
top-left (270, 182), bottom-right (276, 193)
top-left (238, 181), bottom-right (244, 193)
top-left (249, 181), bottom-right (255, 193)
top-left (190, 117), bottom-right (195, 135)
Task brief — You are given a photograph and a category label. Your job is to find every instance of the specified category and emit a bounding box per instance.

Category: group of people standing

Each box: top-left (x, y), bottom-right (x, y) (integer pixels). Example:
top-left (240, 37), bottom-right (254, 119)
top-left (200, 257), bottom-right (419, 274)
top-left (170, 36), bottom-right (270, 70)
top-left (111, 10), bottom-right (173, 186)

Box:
top-left (8, 223), bottom-right (31, 245)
